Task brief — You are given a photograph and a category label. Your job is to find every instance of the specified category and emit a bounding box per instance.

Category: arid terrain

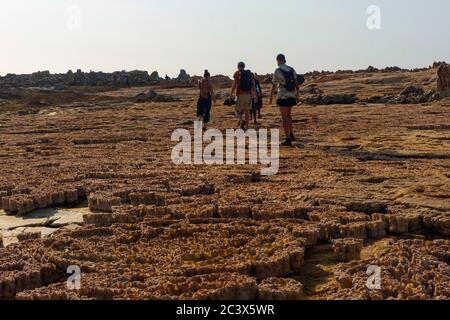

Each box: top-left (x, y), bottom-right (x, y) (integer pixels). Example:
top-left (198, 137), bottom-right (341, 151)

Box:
top-left (0, 65), bottom-right (449, 300)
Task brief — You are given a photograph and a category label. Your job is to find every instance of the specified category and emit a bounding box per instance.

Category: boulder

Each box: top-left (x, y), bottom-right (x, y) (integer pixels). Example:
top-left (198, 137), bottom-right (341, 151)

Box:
top-left (304, 94), bottom-right (357, 105)
top-left (386, 85), bottom-right (439, 104)
top-left (437, 64), bottom-right (450, 98)
top-left (400, 86), bottom-right (424, 96)
top-left (302, 84), bottom-right (323, 95)
top-left (364, 94), bottom-right (394, 104)
top-left (134, 90), bottom-right (176, 103)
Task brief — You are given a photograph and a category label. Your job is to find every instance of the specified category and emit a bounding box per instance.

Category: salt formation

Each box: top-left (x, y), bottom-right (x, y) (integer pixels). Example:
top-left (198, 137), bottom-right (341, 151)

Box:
top-left (258, 278), bottom-right (304, 300)
top-left (437, 64), bottom-right (450, 97)
top-left (332, 240), bottom-right (450, 300)
top-left (0, 65), bottom-right (449, 300)
top-left (332, 238), bottom-right (364, 262)
top-left (2, 220), bottom-right (308, 299)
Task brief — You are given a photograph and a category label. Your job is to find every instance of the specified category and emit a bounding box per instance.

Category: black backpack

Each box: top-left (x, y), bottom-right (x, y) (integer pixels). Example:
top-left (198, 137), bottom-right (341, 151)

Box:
top-left (297, 74), bottom-right (305, 86)
top-left (239, 70), bottom-right (253, 91)
top-left (224, 97), bottom-right (236, 106)
top-left (279, 67), bottom-right (297, 91)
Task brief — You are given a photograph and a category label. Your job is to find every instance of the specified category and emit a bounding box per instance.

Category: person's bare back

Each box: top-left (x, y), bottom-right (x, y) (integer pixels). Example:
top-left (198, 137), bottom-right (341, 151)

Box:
top-left (199, 78), bottom-right (214, 99)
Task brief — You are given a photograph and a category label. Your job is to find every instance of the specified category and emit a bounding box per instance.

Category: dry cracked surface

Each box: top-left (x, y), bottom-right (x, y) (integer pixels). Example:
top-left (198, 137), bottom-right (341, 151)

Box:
top-left (0, 69), bottom-right (449, 300)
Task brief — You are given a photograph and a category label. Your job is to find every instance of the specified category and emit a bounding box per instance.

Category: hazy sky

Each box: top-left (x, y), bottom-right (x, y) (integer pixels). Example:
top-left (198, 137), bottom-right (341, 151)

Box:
top-left (1, 0), bottom-right (449, 77)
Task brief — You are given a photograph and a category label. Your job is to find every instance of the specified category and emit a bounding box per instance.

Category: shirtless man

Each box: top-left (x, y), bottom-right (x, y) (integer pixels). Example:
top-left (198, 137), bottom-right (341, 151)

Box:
top-left (197, 70), bottom-right (216, 130)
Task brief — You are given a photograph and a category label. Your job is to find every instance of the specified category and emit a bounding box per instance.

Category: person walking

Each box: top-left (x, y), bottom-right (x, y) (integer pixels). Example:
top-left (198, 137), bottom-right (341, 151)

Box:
top-left (250, 73), bottom-right (263, 124)
top-left (230, 62), bottom-right (255, 130)
top-left (197, 70), bottom-right (216, 130)
top-left (269, 54), bottom-right (299, 146)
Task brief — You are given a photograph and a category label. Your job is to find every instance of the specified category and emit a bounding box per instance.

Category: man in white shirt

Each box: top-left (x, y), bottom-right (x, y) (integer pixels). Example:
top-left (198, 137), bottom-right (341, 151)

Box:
top-left (269, 54), bottom-right (299, 146)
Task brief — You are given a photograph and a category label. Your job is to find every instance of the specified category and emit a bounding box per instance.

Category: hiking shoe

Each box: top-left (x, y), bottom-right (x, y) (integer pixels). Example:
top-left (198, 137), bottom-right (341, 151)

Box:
top-left (281, 139), bottom-right (293, 147)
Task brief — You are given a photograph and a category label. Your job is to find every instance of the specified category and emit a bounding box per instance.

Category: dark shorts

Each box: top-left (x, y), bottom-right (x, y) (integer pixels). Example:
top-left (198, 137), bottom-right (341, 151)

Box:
top-left (197, 96), bottom-right (212, 123)
top-left (255, 98), bottom-right (263, 110)
top-left (277, 97), bottom-right (297, 108)
top-left (251, 98), bottom-right (263, 114)
top-left (251, 100), bottom-right (258, 113)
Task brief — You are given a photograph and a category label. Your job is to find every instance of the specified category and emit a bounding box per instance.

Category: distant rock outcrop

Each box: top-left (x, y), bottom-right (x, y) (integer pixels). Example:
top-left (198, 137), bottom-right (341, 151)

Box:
top-left (189, 74), bottom-right (232, 87)
top-left (437, 64), bottom-right (450, 98)
top-left (433, 61), bottom-right (447, 69)
top-left (259, 74), bottom-right (274, 84)
top-left (0, 70), bottom-right (156, 89)
top-left (366, 66), bottom-right (379, 73)
top-left (149, 71), bottom-right (160, 82)
top-left (177, 69), bottom-right (190, 81)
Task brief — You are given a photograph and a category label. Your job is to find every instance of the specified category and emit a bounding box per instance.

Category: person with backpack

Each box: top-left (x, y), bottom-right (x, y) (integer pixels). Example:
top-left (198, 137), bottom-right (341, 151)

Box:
top-left (250, 73), bottom-right (263, 124)
top-left (269, 54), bottom-right (299, 146)
top-left (230, 61), bottom-right (255, 130)
top-left (197, 70), bottom-right (216, 130)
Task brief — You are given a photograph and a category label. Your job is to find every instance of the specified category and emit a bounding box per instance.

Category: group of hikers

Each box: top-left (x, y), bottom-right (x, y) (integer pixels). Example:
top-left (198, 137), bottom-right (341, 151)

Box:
top-left (197, 54), bottom-right (300, 147)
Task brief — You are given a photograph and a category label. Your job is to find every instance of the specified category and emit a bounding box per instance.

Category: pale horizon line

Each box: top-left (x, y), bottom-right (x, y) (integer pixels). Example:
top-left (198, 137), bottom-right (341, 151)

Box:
top-left (1, 60), bottom-right (447, 79)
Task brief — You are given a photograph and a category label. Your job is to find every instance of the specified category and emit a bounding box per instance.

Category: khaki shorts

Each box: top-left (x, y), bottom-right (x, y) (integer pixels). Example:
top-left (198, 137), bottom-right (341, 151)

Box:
top-left (235, 93), bottom-right (252, 112)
